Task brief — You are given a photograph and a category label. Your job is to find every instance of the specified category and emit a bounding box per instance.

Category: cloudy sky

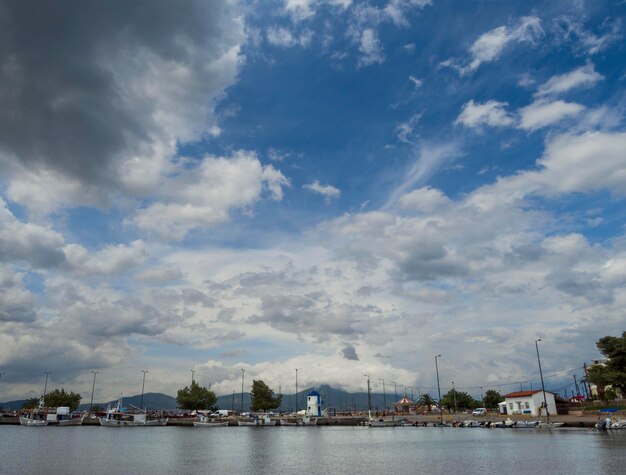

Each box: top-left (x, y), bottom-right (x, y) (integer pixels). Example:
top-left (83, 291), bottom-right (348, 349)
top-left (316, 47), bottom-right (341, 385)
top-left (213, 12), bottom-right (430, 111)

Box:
top-left (1, 0), bottom-right (625, 403)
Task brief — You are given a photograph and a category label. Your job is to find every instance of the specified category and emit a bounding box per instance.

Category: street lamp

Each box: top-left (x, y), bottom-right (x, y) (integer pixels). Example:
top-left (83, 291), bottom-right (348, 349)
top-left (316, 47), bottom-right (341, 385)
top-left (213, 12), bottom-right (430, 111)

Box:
top-left (364, 374), bottom-right (372, 421)
top-left (480, 386), bottom-right (484, 408)
top-left (43, 371), bottom-right (52, 405)
top-left (434, 355), bottom-right (442, 423)
top-left (379, 378), bottom-right (386, 412)
top-left (452, 381), bottom-right (457, 413)
top-left (390, 381), bottom-right (398, 405)
top-left (295, 369), bottom-right (299, 413)
top-left (241, 369), bottom-right (245, 413)
top-left (535, 339), bottom-right (549, 423)
top-left (89, 371), bottom-right (99, 414)
top-left (140, 370), bottom-right (148, 412)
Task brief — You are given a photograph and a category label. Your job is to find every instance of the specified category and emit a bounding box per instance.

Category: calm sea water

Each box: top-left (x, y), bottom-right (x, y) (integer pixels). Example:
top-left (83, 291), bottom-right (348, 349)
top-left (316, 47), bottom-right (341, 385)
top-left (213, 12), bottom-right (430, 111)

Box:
top-left (1, 426), bottom-right (625, 475)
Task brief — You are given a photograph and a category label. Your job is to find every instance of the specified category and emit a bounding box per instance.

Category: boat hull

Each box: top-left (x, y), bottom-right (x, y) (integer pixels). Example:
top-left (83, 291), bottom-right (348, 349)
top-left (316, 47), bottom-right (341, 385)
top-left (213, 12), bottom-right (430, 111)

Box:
top-left (193, 421), bottom-right (229, 427)
top-left (19, 416), bottom-right (48, 427)
top-left (99, 417), bottom-right (168, 427)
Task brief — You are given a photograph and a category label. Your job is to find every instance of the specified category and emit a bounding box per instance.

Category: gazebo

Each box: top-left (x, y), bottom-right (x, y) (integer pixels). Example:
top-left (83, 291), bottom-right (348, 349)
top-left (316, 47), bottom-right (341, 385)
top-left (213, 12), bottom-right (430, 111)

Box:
top-left (393, 394), bottom-right (417, 415)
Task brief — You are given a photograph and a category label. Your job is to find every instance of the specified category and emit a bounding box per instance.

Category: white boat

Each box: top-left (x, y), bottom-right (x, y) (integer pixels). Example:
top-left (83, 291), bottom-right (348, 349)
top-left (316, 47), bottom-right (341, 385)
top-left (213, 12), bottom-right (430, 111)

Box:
top-left (193, 414), bottom-right (229, 427)
top-left (19, 416), bottom-right (48, 427)
top-left (48, 407), bottom-right (84, 426)
top-left (514, 420), bottom-right (538, 428)
top-left (462, 420), bottom-right (481, 427)
top-left (18, 399), bottom-right (82, 426)
top-left (99, 396), bottom-right (168, 427)
top-left (279, 419), bottom-right (297, 426)
top-left (239, 414), bottom-right (277, 426)
top-left (298, 415), bottom-right (318, 426)
top-left (596, 417), bottom-right (626, 430)
top-left (536, 421), bottom-right (565, 429)
top-left (504, 418), bottom-right (516, 427)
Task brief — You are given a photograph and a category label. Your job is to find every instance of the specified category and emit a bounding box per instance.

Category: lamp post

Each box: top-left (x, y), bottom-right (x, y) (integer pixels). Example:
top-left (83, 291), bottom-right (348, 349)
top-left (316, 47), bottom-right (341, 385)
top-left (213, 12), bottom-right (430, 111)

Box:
top-left (480, 386), bottom-right (484, 408)
top-left (452, 381), bottom-right (457, 413)
top-left (364, 374), bottom-right (372, 421)
top-left (190, 369), bottom-right (195, 386)
top-left (434, 355), bottom-right (442, 423)
top-left (391, 381), bottom-right (398, 404)
top-left (43, 371), bottom-right (51, 405)
top-left (140, 370), bottom-right (148, 412)
top-left (379, 378), bottom-right (386, 412)
top-left (241, 369), bottom-right (245, 413)
top-left (295, 369), bottom-right (298, 413)
top-left (89, 371), bottom-right (99, 414)
top-left (535, 339), bottom-right (549, 423)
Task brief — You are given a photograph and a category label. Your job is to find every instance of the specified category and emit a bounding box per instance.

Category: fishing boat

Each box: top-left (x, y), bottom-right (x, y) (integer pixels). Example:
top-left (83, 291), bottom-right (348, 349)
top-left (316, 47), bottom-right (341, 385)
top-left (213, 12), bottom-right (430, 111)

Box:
top-left (18, 399), bottom-right (82, 426)
top-left (19, 415), bottom-right (48, 427)
top-left (193, 414), bottom-right (229, 427)
top-left (99, 396), bottom-right (168, 427)
top-left (238, 414), bottom-right (277, 426)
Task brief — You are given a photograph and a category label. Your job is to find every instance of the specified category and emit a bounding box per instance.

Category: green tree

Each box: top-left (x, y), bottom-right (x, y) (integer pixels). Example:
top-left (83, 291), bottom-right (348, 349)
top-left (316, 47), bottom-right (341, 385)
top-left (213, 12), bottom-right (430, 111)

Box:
top-left (250, 380), bottom-right (282, 412)
top-left (44, 388), bottom-right (81, 411)
top-left (22, 398), bottom-right (40, 409)
top-left (176, 381), bottom-right (217, 410)
top-left (483, 390), bottom-right (504, 409)
top-left (440, 389), bottom-right (478, 411)
top-left (418, 393), bottom-right (435, 411)
top-left (587, 332), bottom-right (626, 399)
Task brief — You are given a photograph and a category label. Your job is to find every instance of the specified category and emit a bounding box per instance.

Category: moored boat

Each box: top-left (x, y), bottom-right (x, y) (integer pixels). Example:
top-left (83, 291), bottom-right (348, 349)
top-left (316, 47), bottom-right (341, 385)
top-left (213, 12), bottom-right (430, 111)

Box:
top-left (193, 413), bottom-right (229, 427)
top-left (238, 414), bottom-right (277, 426)
top-left (99, 396), bottom-right (168, 427)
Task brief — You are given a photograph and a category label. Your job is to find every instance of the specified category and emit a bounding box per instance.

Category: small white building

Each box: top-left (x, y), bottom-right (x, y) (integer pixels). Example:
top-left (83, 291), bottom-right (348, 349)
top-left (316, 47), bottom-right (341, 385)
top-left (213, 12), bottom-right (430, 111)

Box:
top-left (306, 390), bottom-right (322, 416)
top-left (502, 390), bottom-right (557, 416)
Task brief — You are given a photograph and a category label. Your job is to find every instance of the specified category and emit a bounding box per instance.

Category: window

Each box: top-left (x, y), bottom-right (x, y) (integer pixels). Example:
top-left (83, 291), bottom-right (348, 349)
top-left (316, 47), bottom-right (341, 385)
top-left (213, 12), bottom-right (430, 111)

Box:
top-left (525, 402), bottom-right (530, 409)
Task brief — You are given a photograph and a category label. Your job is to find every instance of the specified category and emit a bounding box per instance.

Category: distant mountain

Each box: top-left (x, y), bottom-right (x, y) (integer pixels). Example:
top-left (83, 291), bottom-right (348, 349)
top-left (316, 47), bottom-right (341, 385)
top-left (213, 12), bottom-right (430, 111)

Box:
top-left (0, 399), bottom-right (28, 410)
top-left (77, 392), bottom-right (179, 411)
top-left (3, 386), bottom-right (414, 412)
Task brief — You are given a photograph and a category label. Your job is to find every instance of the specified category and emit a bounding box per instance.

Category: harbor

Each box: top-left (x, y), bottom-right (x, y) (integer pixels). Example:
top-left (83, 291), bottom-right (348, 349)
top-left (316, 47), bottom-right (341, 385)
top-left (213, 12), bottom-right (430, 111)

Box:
top-left (1, 423), bottom-right (625, 475)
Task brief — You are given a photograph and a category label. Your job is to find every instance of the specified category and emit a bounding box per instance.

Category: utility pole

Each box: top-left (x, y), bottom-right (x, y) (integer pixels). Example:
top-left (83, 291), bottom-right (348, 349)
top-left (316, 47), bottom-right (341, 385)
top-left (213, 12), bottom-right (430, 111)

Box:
top-left (43, 371), bottom-right (51, 405)
top-left (295, 369), bottom-right (299, 413)
top-left (241, 369), bottom-right (245, 413)
top-left (535, 339), bottom-right (549, 423)
top-left (89, 371), bottom-right (99, 414)
top-left (379, 378), bottom-right (386, 412)
top-left (435, 355), bottom-right (442, 423)
top-left (364, 374), bottom-right (372, 421)
top-left (452, 381), bottom-right (457, 413)
top-left (583, 363), bottom-right (593, 399)
top-left (140, 370), bottom-right (148, 412)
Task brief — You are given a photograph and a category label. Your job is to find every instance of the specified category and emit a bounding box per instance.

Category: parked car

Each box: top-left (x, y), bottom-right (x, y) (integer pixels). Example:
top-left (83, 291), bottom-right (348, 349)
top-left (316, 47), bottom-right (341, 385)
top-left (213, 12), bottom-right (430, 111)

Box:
top-left (472, 408), bottom-right (487, 416)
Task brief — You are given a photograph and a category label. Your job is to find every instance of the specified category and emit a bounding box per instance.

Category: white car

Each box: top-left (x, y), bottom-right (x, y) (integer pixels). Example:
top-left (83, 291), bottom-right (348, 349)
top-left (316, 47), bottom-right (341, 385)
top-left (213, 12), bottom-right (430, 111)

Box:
top-left (472, 408), bottom-right (487, 416)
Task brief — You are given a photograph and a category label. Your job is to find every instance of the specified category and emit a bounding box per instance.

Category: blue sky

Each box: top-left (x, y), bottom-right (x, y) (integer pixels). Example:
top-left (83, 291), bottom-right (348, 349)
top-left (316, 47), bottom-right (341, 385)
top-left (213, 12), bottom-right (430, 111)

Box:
top-left (0, 0), bottom-right (625, 402)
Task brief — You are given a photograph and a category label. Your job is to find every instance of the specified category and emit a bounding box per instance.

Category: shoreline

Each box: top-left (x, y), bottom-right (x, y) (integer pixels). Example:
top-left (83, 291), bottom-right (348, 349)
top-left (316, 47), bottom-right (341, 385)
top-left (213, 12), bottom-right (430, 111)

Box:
top-left (0, 413), bottom-right (601, 427)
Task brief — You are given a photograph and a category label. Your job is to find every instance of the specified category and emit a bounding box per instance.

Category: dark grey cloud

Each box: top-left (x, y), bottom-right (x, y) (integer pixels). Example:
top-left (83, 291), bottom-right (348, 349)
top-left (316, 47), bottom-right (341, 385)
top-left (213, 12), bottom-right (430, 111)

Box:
top-left (0, 267), bottom-right (37, 323)
top-left (342, 344), bottom-right (359, 361)
top-left (0, 0), bottom-right (243, 198)
top-left (249, 294), bottom-right (364, 338)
